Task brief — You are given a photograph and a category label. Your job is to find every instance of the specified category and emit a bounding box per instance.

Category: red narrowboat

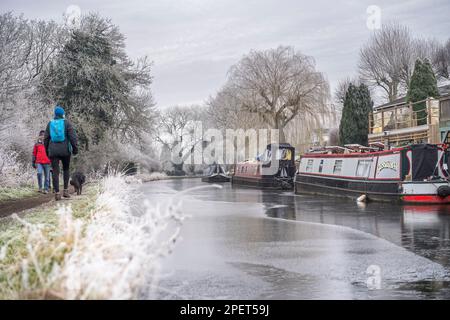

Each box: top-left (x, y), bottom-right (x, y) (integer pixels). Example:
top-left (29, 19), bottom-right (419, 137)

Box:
top-left (232, 143), bottom-right (296, 190)
top-left (295, 143), bottom-right (450, 204)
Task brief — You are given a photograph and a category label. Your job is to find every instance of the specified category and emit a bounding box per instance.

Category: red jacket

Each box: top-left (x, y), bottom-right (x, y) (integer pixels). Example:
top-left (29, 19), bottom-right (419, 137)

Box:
top-left (33, 142), bottom-right (51, 164)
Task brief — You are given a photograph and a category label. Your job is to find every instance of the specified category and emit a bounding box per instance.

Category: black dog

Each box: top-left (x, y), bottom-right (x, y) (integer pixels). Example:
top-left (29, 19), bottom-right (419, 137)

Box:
top-left (70, 172), bottom-right (86, 195)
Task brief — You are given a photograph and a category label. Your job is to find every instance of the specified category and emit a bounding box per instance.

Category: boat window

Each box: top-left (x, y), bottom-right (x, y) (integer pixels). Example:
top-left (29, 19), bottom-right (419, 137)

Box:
top-left (333, 160), bottom-right (343, 175)
top-left (272, 148), bottom-right (292, 161)
top-left (318, 159), bottom-right (324, 173)
top-left (356, 160), bottom-right (373, 177)
top-left (258, 150), bottom-right (270, 162)
top-left (306, 159), bottom-right (314, 173)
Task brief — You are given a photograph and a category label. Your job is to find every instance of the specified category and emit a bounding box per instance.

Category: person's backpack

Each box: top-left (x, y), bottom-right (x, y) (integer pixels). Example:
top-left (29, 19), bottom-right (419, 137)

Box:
top-left (49, 119), bottom-right (65, 143)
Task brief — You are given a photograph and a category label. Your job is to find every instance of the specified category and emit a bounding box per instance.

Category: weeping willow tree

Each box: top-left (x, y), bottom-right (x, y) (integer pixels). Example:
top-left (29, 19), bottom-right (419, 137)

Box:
top-left (285, 103), bottom-right (339, 154)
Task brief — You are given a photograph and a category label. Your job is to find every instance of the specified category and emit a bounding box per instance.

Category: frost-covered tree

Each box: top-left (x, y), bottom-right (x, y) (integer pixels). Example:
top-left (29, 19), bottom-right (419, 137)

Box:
top-left (207, 84), bottom-right (265, 130)
top-left (0, 13), bottom-right (64, 168)
top-left (225, 46), bottom-right (329, 143)
top-left (156, 105), bottom-right (204, 175)
top-left (40, 14), bottom-right (155, 151)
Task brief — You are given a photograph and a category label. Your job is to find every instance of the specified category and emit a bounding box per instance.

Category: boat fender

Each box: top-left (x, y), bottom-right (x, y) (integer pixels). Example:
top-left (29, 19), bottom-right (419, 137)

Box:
top-left (357, 194), bottom-right (368, 203)
top-left (437, 185), bottom-right (450, 198)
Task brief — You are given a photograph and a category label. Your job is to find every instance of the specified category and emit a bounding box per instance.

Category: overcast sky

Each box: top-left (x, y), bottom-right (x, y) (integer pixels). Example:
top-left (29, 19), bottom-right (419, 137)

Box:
top-left (1, 0), bottom-right (449, 108)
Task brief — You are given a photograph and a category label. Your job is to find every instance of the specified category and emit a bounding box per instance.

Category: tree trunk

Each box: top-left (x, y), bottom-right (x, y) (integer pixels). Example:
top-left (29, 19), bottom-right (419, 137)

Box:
top-left (274, 117), bottom-right (286, 143)
top-left (389, 81), bottom-right (399, 102)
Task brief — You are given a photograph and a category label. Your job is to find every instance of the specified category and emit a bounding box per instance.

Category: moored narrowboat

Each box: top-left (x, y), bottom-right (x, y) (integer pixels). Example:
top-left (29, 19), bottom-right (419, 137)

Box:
top-left (232, 143), bottom-right (296, 190)
top-left (201, 163), bottom-right (231, 183)
top-left (295, 143), bottom-right (450, 204)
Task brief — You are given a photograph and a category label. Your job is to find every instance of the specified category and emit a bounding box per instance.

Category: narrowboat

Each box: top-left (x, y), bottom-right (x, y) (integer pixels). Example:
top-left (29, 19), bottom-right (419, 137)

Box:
top-left (201, 163), bottom-right (231, 183)
top-left (295, 143), bottom-right (450, 204)
top-left (232, 143), bottom-right (296, 190)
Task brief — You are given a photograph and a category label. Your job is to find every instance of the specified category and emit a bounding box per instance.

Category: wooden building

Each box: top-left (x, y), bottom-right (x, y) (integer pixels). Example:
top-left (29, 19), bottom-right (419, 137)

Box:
top-left (368, 85), bottom-right (450, 146)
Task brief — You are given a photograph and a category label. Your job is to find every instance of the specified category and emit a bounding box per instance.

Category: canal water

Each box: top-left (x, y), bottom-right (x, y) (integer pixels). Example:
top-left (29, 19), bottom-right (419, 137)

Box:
top-left (140, 178), bottom-right (450, 299)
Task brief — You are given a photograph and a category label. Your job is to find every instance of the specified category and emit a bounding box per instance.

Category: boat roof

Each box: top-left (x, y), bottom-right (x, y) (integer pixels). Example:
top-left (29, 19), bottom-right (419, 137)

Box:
top-left (303, 143), bottom-right (445, 158)
top-left (344, 144), bottom-right (379, 152)
top-left (267, 143), bottom-right (294, 150)
top-left (308, 146), bottom-right (350, 154)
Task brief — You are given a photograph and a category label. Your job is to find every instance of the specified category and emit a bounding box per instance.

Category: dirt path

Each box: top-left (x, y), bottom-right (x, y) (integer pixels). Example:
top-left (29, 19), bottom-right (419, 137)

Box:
top-left (0, 177), bottom-right (199, 218)
top-left (0, 193), bottom-right (54, 218)
top-left (0, 188), bottom-right (79, 218)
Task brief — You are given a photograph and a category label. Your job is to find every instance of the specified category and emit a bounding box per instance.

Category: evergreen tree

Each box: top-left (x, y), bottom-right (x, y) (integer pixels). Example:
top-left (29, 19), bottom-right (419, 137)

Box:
top-left (407, 59), bottom-right (439, 126)
top-left (40, 14), bottom-right (154, 151)
top-left (339, 83), bottom-right (373, 146)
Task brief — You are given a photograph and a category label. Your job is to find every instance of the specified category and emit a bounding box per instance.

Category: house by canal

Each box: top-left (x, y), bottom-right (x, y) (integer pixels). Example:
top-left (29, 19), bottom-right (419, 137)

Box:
top-left (368, 84), bottom-right (450, 146)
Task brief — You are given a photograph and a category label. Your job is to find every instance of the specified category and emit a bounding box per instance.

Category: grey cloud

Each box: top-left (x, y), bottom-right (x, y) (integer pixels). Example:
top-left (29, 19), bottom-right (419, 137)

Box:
top-left (1, 0), bottom-right (449, 107)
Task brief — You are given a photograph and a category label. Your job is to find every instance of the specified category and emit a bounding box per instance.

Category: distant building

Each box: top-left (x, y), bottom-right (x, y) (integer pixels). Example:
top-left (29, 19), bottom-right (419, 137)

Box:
top-left (368, 84), bottom-right (450, 146)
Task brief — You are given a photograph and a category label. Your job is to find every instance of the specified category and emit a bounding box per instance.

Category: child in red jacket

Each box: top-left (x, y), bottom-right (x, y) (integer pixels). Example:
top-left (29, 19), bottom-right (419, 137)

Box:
top-left (32, 130), bottom-right (51, 193)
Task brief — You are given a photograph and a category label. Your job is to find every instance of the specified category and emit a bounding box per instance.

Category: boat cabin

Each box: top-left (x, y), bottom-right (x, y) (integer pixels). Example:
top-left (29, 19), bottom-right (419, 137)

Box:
top-left (298, 144), bottom-right (447, 182)
top-left (296, 143), bottom-right (450, 203)
top-left (232, 143), bottom-right (296, 189)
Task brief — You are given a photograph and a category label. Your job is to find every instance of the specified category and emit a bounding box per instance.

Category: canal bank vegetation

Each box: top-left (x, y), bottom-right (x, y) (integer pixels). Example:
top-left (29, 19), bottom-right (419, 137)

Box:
top-left (0, 12), bottom-right (161, 193)
top-left (0, 151), bottom-right (36, 202)
top-left (0, 174), bottom-right (184, 299)
top-left (0, 186), bottom-right (37, 202)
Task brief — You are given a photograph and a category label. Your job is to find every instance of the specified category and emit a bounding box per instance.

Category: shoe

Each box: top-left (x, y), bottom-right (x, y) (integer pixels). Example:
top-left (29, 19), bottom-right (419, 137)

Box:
top-left (44, 190), bottom-right (49, 194)
top-left (63, 189), bottom-right (71, 198)
top-left (55, 192), bottom-right (62, 201)
top-left (38, 189), bottom-right (43, 193)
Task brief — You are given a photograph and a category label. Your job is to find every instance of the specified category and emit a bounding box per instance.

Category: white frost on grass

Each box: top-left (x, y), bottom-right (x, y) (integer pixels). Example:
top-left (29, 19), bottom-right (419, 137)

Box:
top-left (127, 172), bottom-right (168, 183)
top-left (0, 149), bottom-right (34, 187)
top-left (1, 173), bottom-right (186, 299)
top-left (56, 174), bottom-right (185, 299)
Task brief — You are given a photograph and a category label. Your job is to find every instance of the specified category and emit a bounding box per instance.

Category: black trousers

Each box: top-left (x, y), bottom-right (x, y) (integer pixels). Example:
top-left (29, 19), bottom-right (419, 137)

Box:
top-left (50, 156), bottom-right (71, 193)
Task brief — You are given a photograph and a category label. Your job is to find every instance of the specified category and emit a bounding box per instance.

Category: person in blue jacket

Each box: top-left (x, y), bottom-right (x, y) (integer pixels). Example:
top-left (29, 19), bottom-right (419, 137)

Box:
top-left (44, 106), bottom-right (78, 200)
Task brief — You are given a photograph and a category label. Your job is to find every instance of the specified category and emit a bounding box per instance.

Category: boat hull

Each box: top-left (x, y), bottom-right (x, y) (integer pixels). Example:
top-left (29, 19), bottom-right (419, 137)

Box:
top-left (295, 174), bottom-right (450, 204)
top-left (201, 174), bottom-right (231, 183)
top-left (232, 175), bottom-right (294, 190)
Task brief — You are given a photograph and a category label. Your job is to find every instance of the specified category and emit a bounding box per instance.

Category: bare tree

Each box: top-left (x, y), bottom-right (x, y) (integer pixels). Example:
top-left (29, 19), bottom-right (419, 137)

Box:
top-left (226, 46), bottom-right (329, 142)
top-left (0, 13), bottom-right (31, 101)
top-left (207, 84), bottom-right (265, 130)
top-left (156, 105), bottom-right (204, 173)
top-left (429, 38), bottom-right (450, 79)
top-left (25, 19), bottom-right (65, 82)
top-left (359, 23), bottom-right (415, 102)
top-left (0, 13), bottom-right (64, 157)
top-left (412, 38), bottom-right (448, 80)
top-left (334, 77), bottom-right (362, 108)
top-left (359, 23), bottom-right (450, 102)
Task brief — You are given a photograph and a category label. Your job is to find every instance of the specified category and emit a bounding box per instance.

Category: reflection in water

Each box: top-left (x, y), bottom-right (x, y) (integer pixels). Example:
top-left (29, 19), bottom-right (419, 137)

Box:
top-left (261, 191), bottom-right (450, 270)
top-left (401, 206), bottom-right (450, 268)
top-left (142, 179), bottom-right (450, 299)
top-left (171, 180), bottom-right (450, 270)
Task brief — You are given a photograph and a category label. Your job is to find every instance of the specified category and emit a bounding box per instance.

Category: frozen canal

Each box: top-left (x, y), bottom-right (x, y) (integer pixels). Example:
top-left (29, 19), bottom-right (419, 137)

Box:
top-left (141, 178), bottom-right (450, 299)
